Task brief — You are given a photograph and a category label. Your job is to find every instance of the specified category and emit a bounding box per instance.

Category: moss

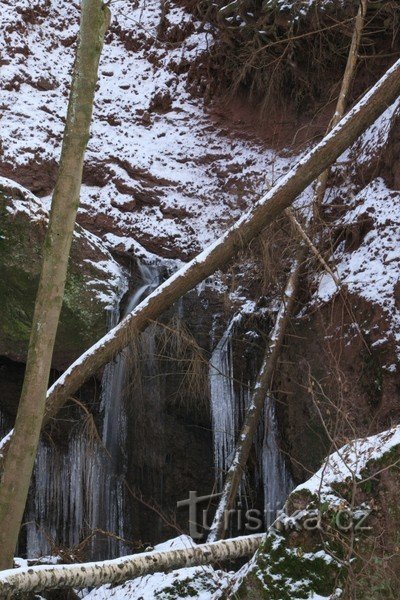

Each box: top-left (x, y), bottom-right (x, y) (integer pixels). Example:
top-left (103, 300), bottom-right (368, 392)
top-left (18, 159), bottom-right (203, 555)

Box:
top-left (0, 179), bottom-right (120, 371)
top-left (236, 534), bottom-right (340, 599)
top-left (154, 572), bottom-right (217, 598)
top-left (235, 431), bottom-right (400, 598)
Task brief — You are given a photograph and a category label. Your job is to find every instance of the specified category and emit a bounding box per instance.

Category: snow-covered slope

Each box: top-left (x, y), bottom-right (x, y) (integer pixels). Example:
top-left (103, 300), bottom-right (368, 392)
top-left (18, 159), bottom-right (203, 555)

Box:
top-left (313, 102), bottom-right (400, 361)
top-left (315, 177), bottom-right (400, 361)
top-left (0, 0), bottom-right (291, 259)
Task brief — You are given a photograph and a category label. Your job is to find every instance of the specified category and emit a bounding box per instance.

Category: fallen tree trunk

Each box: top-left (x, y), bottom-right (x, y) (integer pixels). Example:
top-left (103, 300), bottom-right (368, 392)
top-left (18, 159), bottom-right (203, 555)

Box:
top-left (1, 55), bottom-right (400, 464)
top-left (0, 534), bottom-right (263, 594)
top-left (207, 257), bottom-right (302, 542)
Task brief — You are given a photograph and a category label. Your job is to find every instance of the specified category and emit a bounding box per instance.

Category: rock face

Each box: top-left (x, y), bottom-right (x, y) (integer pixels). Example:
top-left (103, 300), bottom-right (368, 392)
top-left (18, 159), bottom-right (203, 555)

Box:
top-left (0, 177), bottom-right (126, 370)
top-left (273, 104), bottom-right (400, 483)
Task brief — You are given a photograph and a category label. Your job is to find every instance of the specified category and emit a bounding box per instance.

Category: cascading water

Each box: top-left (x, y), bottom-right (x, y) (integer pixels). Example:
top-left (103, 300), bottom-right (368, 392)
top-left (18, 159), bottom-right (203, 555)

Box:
top-left (89, 262), bottom-right (160, 559)
top-left (262, 395), bottom-right (293, 527)
top-left (20, 256), bottom-right (292, 558)
top-left (209, 317), bottom-right (237, 489)
top-left (24, 262), bottom-right (160, 560)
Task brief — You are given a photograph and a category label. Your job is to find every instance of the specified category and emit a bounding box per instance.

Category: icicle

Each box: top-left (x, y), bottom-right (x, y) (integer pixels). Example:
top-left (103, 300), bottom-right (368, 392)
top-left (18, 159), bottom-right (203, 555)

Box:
top-left (262, 395), bottom-right (293, 527)
top-left (209, 318), bottom-right (238, 489)
top-left (25, 429), bottom-right (97, 558)
top-left (89, 261), bottom-right (160, 559)
top-left (25, 262), bottom-right (161, 561)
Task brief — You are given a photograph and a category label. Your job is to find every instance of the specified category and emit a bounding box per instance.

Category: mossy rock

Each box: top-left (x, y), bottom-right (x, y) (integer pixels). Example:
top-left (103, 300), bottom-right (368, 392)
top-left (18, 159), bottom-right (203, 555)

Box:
top-left (0, 177), bottom-right (125, 372)
top-left (234, 427), bottom-right (400, 599)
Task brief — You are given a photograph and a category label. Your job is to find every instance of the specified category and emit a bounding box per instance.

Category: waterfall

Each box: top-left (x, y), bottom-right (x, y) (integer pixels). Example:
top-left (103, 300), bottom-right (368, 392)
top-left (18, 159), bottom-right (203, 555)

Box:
top-left (210, 315), bottom-right (293, 529)
top-left (101, 262), bottom-right (159, 464)
top-left (20, 258), bottom-right (292, 556)
top-left (262, 395), bottom-right (293, 527)
top-left (24, 262), bottom-right (160, 560)
top-left (89, 262), bottom-right (160, 559)
top-left (25, 432), bottom-right (96, 558)
top-left (209, 318), bottom-right (237, 489)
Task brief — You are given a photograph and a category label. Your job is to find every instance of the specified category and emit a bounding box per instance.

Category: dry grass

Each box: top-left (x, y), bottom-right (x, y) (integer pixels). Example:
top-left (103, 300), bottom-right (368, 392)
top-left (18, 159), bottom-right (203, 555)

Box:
top-left (156, 316), bottom-right (209, 412)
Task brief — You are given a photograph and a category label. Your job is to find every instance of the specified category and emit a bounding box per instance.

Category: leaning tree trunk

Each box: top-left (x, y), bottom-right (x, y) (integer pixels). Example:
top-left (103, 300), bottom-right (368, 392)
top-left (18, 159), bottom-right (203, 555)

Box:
top-left (1, 55), bottom-right (399, 471)
top-left (0, 0), bottom-right (110, 570)
top-left (314, 0), bottom-right (368, 215)
top-left (208, 0), bottom-right (368, 542)
top-left (207, 258), bottom-right (302, 542)
top-left (0, 534), bottom-right (264, 595)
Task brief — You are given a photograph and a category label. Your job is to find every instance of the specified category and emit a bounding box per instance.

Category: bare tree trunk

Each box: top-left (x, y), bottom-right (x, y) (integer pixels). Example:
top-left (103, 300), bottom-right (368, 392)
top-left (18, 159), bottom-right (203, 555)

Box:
top-left (0, 0), bottom-right (110, 570)
top-left (0, 534), bottom-right (263, 595)
top-left (207, 258), bottom-right (302, 542)
top-left (314, 0), bottom-right (368, 214)
top-left (208, 0), bottom-right (368, 542)
top-left (1, 54), bottom-right (399, 470)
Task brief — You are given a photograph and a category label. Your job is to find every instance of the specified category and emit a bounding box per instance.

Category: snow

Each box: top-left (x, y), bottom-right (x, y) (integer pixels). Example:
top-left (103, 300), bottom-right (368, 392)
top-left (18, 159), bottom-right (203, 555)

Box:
top-left (153, 535), bottom-right (197, 552)
top-left (351, 101), bottom-right (399, 169)
top-left (0, 428), bottom-right (13, 457)
top-left (2, 0), bottom-right (400, 596)
top-left (83, 565), bottom-right (224, 599)
top-left (227, 532), bottom-right (338, 598)
top-left (227, 421), bottom-right (400, 598)
top-left (3, 24), bottom-right (398, 524)
top-left (0, 177), bottom-right (47, 221)
top-left (2, 534), bottom-right (263, 598)
top-left (0, 0), bottom-right (292, 258)
top-left (294, 423), bottom-right (400, 503)
top-left (72, 535), bottom-right (202, 595)
top-left (11, 419), bottom-right (397, 596)
top-left (314, 177), bottom-right (400, 358)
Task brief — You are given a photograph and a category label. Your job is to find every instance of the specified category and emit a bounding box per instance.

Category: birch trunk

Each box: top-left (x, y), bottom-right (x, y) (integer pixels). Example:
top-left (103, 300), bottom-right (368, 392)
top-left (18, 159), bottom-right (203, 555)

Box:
top-left (1, 54), bottom-right (399, 470)
top-left (0, 0), bottom-right (110, 570)
top-left (208, 0), bottom-right (368, 541)
top-left (0, 534), bottom-right (263, 595)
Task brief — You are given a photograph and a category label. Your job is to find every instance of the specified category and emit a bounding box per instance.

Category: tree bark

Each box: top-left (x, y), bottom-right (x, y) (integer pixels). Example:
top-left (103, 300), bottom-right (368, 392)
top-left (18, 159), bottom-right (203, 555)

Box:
top-left (208, 0), bottom-right (368, 542)
top-left (0, 534), bottom-right (263, 594)
top-left (1, 54), bottom-right (399, 470)
top-left (0, 0), bottom-right (110, 570)
top-left (314, 0), bottom-right (368, 214)
top-left (207, 258), bottom-right (302, 542)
